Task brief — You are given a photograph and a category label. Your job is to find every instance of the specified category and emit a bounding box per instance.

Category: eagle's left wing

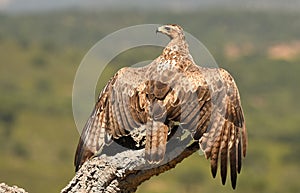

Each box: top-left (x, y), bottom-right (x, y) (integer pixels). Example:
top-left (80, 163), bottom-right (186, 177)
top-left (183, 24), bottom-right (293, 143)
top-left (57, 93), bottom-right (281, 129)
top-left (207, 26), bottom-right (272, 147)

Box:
top-left (187, 66), bottom-right (247, 189)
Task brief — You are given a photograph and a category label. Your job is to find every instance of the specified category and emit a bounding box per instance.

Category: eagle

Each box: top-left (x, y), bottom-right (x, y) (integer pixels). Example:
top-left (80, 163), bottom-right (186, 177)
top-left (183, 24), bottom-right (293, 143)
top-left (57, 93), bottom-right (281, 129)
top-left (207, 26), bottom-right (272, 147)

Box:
top-left (74, 24), bottom-right (247, 189)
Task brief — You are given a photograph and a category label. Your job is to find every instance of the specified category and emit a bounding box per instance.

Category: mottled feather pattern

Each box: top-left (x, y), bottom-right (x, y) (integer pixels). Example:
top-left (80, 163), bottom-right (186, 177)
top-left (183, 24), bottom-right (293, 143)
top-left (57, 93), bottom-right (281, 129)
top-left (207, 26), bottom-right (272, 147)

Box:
top-left (197, 67), bottom-right (247, 188)
top-left (145, 121), bottom-right (168, 163)
top-left (74, 24), bottom-right (247, 189)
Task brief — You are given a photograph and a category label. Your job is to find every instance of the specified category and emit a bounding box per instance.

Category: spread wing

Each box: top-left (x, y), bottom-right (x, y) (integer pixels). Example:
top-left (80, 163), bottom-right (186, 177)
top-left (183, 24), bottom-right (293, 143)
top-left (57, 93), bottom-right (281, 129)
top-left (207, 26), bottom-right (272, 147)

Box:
top-left (74, 62), bottom-right (177, 170)
top-left (190, 67), bottom-right (247, 189)
top-left (74, 66), bottom-right (150, 171)
top-left (74, 62), bottom-right (247, 189)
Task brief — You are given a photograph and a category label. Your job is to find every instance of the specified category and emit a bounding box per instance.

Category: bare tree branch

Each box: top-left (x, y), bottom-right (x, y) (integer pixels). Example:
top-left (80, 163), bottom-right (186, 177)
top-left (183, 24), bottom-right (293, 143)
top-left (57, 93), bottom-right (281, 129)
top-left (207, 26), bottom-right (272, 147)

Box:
top-left (61, 140), bottom-right (200, 193)
top-left (0, 183), bottom-right (28, 193)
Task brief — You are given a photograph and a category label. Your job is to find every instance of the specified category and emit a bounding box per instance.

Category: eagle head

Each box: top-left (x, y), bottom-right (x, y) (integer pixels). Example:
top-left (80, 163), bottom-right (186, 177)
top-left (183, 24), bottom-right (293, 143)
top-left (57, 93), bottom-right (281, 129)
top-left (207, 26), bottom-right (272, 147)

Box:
top-left (156, 24), bottom-right (184, 39)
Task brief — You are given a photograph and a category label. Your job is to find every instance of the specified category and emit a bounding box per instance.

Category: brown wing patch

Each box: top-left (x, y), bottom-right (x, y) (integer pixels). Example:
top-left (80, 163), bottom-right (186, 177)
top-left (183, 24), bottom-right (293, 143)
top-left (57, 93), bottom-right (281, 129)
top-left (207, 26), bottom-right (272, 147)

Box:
top-left (74, 95), bottom-right (108, 171)
top-left (191, 67), bottom-right (247, 189)
top-left (74, 67), bottom-right (148, 171)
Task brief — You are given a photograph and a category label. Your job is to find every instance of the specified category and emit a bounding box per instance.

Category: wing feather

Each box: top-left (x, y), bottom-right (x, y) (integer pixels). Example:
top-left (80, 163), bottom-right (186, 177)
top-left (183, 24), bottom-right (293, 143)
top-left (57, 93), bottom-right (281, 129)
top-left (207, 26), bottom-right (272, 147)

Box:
top-left (74, 67), bottom-right (148, 171)
top-left (237, 131), bottom-right (242, 173)
top-left (189, 67), bottom-right (247, 189)
top-left (229, 123), bottom-right (237, 189)
top-left (74, 93), bottom-right (108, 171)
top-left (114, 88), bottom-right (127, 136)
top-left (220, 120), bottom-right (229, 185)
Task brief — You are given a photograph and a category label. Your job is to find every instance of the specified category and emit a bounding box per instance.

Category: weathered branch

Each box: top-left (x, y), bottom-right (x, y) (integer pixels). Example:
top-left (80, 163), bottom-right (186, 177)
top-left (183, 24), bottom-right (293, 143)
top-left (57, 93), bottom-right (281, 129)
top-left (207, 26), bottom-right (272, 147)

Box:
top-left (61, 139), bottom-right (200, 193)
top-left (0, 183), bottom-right (28, 193)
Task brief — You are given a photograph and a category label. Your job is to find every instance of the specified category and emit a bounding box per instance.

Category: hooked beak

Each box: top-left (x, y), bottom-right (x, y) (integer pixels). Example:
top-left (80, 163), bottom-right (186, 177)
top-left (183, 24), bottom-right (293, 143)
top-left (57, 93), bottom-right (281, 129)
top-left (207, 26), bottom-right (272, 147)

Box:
top-left (156, 26), bottom-right (164, 34)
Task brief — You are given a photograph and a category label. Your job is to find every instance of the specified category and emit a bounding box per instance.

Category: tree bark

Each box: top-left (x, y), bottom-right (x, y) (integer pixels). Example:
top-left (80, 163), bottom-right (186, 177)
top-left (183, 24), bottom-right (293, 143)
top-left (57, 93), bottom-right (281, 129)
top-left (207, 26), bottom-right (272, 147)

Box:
top-left (0, 183), bottom-right (28, 193)
top-left (61, 139), bottom-right (200, 193)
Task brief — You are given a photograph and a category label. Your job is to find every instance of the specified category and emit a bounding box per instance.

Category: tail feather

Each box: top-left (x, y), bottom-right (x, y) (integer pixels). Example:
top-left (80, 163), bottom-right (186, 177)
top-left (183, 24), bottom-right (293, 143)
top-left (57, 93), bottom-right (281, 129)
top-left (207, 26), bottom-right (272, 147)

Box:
top-left (145, 121), bottom-right (168, 163)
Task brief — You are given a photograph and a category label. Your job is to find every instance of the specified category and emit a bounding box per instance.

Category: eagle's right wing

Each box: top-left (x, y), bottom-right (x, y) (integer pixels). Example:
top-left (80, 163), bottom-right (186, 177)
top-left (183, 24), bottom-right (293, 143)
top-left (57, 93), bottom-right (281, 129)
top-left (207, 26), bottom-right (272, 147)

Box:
top-left (74, 67), bottom-right (149, 171)
top-left (74, 61), bottom-right (177, 170)
top-left (74, 71), bottom-right (114, 172)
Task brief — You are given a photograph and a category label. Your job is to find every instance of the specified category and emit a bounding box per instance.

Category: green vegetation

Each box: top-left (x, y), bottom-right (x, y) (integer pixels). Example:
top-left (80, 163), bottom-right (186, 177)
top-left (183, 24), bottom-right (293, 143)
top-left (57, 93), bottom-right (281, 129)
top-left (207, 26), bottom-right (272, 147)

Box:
top-left (0, 9), bottom-right (299, 193)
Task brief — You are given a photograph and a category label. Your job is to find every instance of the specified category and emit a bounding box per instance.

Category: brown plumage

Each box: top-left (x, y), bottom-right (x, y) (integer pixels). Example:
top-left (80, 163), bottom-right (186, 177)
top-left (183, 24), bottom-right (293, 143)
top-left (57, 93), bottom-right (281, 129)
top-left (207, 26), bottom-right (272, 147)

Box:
top-left (74, 24), bottom-right (247, 189)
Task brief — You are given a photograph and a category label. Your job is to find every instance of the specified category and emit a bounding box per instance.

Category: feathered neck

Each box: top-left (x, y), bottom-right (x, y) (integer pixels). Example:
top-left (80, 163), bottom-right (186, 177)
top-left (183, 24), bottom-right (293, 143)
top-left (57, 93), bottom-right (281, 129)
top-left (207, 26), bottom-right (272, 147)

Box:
top-left (160, 35), bottom-right (194, 71)
top-left (163, 35), bottom-right (189, 55)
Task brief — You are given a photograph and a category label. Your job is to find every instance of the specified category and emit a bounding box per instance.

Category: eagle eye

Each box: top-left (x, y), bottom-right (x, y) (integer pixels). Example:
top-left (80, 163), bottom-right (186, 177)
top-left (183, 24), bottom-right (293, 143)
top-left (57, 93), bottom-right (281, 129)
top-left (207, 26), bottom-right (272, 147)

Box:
top-left (165, 26), bottom-right (170, 31)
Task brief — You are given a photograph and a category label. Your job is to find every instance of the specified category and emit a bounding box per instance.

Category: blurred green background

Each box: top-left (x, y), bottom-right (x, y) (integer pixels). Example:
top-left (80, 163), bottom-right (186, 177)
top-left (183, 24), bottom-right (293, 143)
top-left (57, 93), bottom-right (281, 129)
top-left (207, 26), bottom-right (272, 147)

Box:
top-left (0, 1), bottom-right (300, 193)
